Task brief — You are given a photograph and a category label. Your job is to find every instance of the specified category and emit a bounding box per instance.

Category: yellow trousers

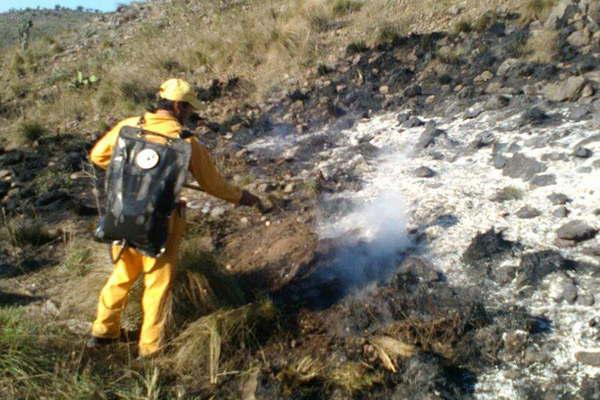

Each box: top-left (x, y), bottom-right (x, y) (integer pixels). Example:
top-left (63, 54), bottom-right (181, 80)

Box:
top-left (92, 208), bottom-right (185, 356)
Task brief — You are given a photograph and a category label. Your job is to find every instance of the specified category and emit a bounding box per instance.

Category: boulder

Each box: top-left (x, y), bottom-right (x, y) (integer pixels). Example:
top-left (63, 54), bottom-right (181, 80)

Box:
top-left (403, 85), bottom-right (422, 98)
top-left (520, 106), bottom-right (549, 126)
top-left (553, 206), bottom-right (570, 218)
top-left (567, 28), bottom-right (591, 47)
top-left (545, 0), bottom-right (578, 29)
top-left (502, 153), bottom-right (547, 180)
top-left (404, 116), bottom-right (425, 128)
top-left (415, 126), bottom-right (446, 150)
top-left (497, 58), bottom-right (521, 76)
top-left (516, 206), bottom-right (542, 219)
top-left (557, 221), bottom-right (598, 242)
top-left (573, 146), bottom-right (593, 158)
top-left (516, 250), bottom-right (577, 287)
top-left (471, 131), bottom-right (495, 149)
top-left (575, 351), bottom-right (600, 367)
top-left (548, 193), bottom-right (572, 205)
top-left (530, 174), bottom-right (557, 187)
top-left (542, 76), bottom-right (586, 102)
top-left (414, 166), bottom-right (436, 178)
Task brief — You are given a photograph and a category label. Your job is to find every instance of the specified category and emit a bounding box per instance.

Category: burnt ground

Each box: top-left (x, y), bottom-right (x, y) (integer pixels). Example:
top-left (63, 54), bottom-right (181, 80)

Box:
top-left (1, 3), bottom-right (600, 399)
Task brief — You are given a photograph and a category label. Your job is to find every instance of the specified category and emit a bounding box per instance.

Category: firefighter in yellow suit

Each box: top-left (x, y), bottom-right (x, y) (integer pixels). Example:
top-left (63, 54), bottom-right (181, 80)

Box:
top-left (87, 79), bottom-right (261, 357)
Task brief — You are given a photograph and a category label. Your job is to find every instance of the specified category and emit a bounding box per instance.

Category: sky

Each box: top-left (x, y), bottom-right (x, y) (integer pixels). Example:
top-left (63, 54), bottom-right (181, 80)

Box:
top-left (0, 0), bottom-right (137, 12)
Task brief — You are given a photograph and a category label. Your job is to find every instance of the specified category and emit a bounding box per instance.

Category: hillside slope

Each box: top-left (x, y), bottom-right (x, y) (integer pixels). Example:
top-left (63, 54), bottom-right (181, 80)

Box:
top-left (0, 0), bottom-right (599, 399)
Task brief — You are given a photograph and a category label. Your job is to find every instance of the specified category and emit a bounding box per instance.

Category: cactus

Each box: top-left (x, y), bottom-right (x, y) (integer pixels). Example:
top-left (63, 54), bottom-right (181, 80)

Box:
top-left (71, 71), bottom-right (99, 88)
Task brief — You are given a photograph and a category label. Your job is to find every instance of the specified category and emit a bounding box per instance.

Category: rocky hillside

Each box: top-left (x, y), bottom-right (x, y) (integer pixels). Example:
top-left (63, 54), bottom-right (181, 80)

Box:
top-left (1, 0), bottom-right (599, 399)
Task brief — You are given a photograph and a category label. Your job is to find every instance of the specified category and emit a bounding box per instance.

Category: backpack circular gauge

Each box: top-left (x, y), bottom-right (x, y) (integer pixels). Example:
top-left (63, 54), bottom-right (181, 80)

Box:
top-left (136, 149), bottom-right (160, 169)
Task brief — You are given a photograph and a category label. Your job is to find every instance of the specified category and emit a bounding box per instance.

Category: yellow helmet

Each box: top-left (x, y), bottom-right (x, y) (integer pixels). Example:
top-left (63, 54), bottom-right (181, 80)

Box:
top-left (158, 78), bottom-right (202, 109)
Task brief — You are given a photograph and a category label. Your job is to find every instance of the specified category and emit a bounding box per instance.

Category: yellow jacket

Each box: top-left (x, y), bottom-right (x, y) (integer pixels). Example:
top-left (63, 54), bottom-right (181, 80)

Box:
top-left (89, 112), bottom-right (242, 204)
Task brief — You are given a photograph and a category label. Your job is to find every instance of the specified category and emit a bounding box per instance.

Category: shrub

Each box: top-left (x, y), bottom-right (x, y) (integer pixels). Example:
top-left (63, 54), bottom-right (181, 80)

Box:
top-left (437, 46), bottom-right (466, 65)
top-left (453, 19), bottom-right (473, 34)
top-left (474, 10), bottom-right (499, 32)
top-left (376, 23), bottom-right (405, 45)
top-left (346, 40), bottom-right (369, 55)
top-left (119, 80), bottom-right (156, 105)
top-left (19, 121), bottom-right (46, 143)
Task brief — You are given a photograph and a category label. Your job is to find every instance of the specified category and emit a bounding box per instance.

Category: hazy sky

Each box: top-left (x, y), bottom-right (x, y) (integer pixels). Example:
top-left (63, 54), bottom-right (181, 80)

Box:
top-left (0, 0), bottom-right (137, 12)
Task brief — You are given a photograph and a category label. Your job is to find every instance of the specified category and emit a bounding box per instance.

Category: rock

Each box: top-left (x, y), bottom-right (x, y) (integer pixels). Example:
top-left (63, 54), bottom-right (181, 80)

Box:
top-left (493, 153), bottom-right (507, 169)
top-left (283, 183), bottom-right (295, 193)
top-left (530, 174), bottom-right (557, 187)
top-left (573, 146), bottom-right (593, 158)
top-left (404, 116), bottom-right (425, 128)
top-left (577, 294), bottom-right (595, 306)
top-left (548, 193), bottom-right (572, 205)
top-left (210, 206), bottom-right (227, 219)
top-left (35, 191), bottom-right (70, 208)
top-left (0, 169), bottom-right (11, 180)
top-left (503, 153), bottom-right (547, 180)
top-left (553, 206), bottom-right (570, 218)
top-left (581, 83), bottom-right (595, 98)
top-left (542, 76), bottom-right (586, 102)
top-left (462, 229), bottom-right (518, 270)
top-left (0, 151), bottom-right (24, 166)
top-left (570, 105), bottom-right (591, 119)
top-left (0, 181), bottom-right (9, 199)
top-left (516, 250), bottom-right (577, 287)
top-left (485, 94), bottom-right (510, 110)
top-left (415, 126), bottom-right (446, 150)
top-left (503, 330), bottom-right (529, 356)
top-left (465, 104), bottom-right (484, 119)
top-left (520, 106), bottom-right (549, 126)
top-left (379, 85), bottom-right (390, 95)
top-left (567, 28), bottom-right (591, 47)
top-left (497, 58), bottom-right (521, 76)
top-left (474, 70), bottom-right (494, 84)
top-left (548, 274), bottom-right (577, 303)
top-left (575, 351), bottom-right (600, 367)
top-left (403, 85), bottom-right (422, 97)
top-left (42, 299), bottom-right (60, 317)
top-left (545, 0), bottom-right (578, 29)
top-left (516, 206), bottom-right (542, 219)
top-left (414, 166), bottom-right (436, 178)
top-left (541, 152), bottom-right (569, 162)
top-left (471, 131), bottom-right (495, 149)
top-left (396, 256), bottom-right (439, 283)
top-left (557, 221), bottom-right (598, 242)
top-left (583, 245), bottom-right (600, 257)
top-left (397, 112), bottom-right (411, 124)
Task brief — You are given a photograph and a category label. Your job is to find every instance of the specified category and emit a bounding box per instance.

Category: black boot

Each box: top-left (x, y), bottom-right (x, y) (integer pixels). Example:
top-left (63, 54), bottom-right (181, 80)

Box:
top-left (86, 335), bottom-right (118, 349)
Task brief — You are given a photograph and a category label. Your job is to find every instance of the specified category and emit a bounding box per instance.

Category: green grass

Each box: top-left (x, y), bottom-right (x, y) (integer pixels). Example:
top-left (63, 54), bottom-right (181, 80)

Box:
top-left (0, 307), bottom-right (166, 399)
top-left (332, 0), bottom-right (364, 16)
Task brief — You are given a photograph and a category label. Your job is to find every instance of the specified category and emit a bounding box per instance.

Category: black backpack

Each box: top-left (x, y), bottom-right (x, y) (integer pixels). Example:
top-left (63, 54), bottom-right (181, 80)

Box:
top-left (94, 124), bottom-right (191, 258)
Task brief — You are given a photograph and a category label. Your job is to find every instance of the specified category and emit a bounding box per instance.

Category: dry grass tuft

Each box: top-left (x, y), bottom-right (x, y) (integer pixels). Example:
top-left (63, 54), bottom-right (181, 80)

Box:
top-left (167, 300), bottom-right (278, 385)
top-left (521, 0), bottom-right (558, 22)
